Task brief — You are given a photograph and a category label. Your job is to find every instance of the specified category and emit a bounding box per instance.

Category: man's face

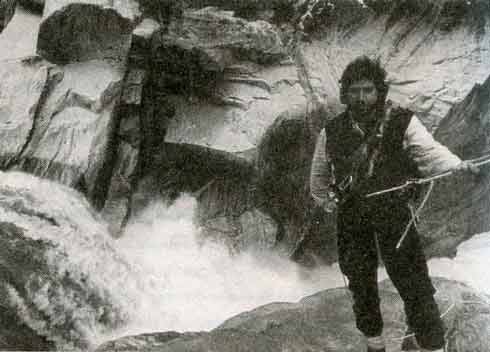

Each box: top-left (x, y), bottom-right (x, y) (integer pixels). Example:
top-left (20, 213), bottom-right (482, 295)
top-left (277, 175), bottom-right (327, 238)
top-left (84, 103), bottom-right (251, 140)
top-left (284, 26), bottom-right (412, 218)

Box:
top-left (345, 79), bottom-right (378, 117)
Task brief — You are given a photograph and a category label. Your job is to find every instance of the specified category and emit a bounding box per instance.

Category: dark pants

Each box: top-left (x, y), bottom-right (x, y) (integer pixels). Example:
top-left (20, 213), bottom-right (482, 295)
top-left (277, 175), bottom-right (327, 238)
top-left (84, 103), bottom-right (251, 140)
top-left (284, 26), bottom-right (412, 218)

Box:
top-left (337, 196), bottom-right (445, 350)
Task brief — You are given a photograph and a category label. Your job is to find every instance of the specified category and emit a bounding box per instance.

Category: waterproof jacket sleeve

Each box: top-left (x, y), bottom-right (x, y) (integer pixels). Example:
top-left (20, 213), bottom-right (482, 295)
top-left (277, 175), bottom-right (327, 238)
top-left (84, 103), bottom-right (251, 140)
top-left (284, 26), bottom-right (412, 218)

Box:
top-left (310, 130), bottom-right (332, 206)
top-left (403, 115), bottom-right (462, 177)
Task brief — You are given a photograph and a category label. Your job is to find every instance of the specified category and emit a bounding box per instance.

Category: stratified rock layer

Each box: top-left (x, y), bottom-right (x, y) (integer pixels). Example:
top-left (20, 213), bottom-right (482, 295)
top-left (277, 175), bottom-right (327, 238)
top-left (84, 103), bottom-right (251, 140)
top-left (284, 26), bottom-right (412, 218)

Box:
top-left (0, 58), bottom-right (125, 209)
top-left (135, 7), bottom-right (312, 255)
top-left (0, 58), bottom-right (50, 168)
top-left (152, 7), bottom-right (287, 85)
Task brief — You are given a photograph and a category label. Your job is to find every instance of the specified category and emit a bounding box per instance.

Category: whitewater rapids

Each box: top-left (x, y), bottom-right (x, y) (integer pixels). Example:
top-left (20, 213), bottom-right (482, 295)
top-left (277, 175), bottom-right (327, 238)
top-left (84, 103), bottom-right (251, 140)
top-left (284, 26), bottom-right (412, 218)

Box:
top-left (108, 194), bottom-right (490, 342)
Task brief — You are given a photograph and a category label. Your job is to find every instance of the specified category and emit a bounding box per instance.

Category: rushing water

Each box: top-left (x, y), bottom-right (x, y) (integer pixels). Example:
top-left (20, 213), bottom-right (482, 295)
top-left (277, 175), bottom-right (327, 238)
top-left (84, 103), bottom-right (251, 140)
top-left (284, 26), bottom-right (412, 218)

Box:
top-left (0, 132), bottom-right (484, 348)
top-left (110, 194), bottom-right (490, 340)
top-left (112, 196), bottom-right (341, 336)
top-left (2, 172), bottom-right (487, 348)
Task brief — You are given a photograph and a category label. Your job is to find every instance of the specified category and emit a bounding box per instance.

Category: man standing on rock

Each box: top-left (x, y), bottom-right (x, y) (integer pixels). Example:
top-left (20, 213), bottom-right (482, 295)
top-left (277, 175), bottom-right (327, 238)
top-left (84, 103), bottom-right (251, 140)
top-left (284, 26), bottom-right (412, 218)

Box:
top-left (310, 56), bottom-right (478, 352)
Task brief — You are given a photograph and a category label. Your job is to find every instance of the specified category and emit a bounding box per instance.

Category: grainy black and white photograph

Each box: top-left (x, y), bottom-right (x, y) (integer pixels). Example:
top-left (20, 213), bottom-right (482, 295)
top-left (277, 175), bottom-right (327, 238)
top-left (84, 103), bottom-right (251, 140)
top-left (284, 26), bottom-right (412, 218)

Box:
top-left (0, 0), bottom-right (489, 351)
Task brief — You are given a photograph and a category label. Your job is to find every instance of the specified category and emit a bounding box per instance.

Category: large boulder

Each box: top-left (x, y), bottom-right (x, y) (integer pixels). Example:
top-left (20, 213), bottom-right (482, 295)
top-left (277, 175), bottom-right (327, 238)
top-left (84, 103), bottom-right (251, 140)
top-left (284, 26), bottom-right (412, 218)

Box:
top-left (0, 171), bottom-right (143, 349)
top-left (151, 7), bottom-right (288, 88)
top-left (0, 58), bottom-right (51, 168)
top-left (0, 0), bottom-right (135, 211)
top-left (122, 7), bottom-right (311, 254)
top-left (0, 58), bottom-right (126, 209)
top-left (96, 277), bottom-right (490, 351)
top-left (37, 0), bottom-right (141, 64)
top-left (0, 6), bottom-right (41, 61)
top-left (18, 0), bottom-right (44, 13)
top-left (160, 70), bottom-right (310, 253)
top-left (164, 62), bottom-right (306, 153)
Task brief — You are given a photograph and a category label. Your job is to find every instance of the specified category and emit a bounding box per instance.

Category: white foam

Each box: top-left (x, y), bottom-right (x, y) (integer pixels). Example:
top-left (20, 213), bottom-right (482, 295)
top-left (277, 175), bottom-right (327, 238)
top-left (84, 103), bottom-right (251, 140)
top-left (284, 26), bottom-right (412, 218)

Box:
top-left (114, 195), bottom-right (347, 334)
top-left (106, 194), bottom-right (490, 340)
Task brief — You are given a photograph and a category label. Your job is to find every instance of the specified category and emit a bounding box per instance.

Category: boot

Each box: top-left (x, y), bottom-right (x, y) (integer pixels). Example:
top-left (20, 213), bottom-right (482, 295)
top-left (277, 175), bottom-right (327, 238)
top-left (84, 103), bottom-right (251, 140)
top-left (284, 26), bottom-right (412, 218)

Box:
top-left (366, 335), bottom-right (386, 352)
top-left (401, 328), bottom-right (418, 351)
top-left (400, 328), bottom-right (444, 352)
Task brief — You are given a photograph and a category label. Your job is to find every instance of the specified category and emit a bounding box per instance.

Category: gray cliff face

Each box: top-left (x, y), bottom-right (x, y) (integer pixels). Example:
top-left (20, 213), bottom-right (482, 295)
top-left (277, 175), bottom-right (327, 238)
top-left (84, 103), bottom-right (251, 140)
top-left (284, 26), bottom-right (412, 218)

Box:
top-left (1, 0), bottom-right (490, 259)
top-left (422, 75), bottom-right (490, 257)
top-left (297, 0), bottom-right (490, 130)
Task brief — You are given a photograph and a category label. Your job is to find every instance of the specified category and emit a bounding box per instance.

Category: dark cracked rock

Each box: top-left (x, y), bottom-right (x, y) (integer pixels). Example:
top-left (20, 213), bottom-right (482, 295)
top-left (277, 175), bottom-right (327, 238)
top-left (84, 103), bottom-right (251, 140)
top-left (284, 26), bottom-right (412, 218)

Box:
top-left (151, 7), bottom-right (287, 95)
top-left (37, 0), bottom-right (140, 64)
top-left (0, 0), bottom-right (16, 32)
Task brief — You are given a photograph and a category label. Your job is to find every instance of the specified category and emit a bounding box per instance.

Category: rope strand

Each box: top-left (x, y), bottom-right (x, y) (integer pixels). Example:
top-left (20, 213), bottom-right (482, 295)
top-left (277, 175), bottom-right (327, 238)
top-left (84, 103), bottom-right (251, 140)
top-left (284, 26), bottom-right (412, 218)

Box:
top-left (396, 180), bottom-right (434, 250)
top-left (365, 153), bottom-right (490, 199)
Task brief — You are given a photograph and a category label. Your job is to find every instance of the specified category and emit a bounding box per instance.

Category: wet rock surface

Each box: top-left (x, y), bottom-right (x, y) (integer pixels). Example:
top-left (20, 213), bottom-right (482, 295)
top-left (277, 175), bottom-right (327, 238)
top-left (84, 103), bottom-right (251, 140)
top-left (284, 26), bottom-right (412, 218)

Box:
top-left (96, 277), bottom-right (490, 352)
top-left (0, 171), bottom-right (139, 350)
